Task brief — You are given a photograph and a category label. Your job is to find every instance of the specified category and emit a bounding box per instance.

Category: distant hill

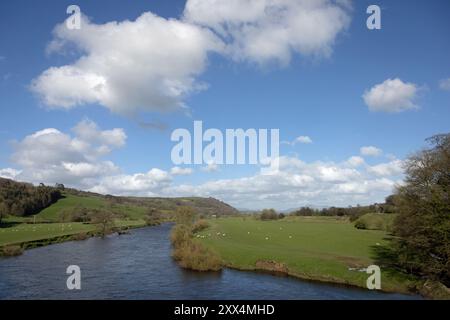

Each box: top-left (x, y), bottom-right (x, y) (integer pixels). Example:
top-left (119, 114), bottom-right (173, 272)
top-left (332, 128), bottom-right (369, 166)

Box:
top-left (108, 195), bottom-right (239, 217)
top-left (0, 177), bottom-right (239, 220)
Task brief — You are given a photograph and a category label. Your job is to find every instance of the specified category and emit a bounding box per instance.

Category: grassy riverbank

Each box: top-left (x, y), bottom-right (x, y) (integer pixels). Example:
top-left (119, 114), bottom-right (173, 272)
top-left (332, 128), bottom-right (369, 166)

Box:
top-left (0, 193), bottom-right (148, 249)
top-left (0, 186), bottom-right (237, 255)
top-left (195, 216), bottom-right (419, 294)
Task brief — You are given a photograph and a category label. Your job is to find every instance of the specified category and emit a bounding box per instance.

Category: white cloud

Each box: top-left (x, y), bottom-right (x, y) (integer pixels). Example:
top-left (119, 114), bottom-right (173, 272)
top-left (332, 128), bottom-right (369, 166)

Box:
top-left (363, 78), bottom-right (419, 113)
top-left (367, 159), bottom-right (404, 177)
top-left (8, 120), bottom-right (125, 186)
top-left (282, 135), bottom-right (313, 146)
top-left (1, 123), bottom-right (405, 209)
top-left (1, 128), bottom-right (405, 209)
top-left (184, 0), bottom-right (351, 66)
top-left (31, 13), bottom-right (222, 115)
top-left (360, 146), bottom-right (382, 157)
top-left (72, 119), bottom-right (126, 153)
top-left (170, 166), bottom-right (194, 176)
top-left (75, 154), bottom-right (404, 208)
top-left (294, 136), bottom-right (313, 144)
top-left (201, 162), bottom-right (219, 172)
top-left (0, 168), bottom-right (21, 180)
top-left (32, 2), bottom-right (352, 116)
top-left (439, 78), bottom-right (450, 91)
top-left (166, 155), bottom-right (402, 209)
top-left (89, 168), bottom-right (172, 196)
top-left (345, 156), bottom-right (365, 167)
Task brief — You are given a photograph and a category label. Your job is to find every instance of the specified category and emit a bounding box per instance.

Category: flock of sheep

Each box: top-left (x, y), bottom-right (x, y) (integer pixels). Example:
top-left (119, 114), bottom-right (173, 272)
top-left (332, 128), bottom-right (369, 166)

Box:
top-left (195, 226), bottom-right (294, 241)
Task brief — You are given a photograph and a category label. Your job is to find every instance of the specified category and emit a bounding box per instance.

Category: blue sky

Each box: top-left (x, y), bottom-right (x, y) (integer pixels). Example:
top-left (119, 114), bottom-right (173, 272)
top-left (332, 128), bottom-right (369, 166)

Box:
top-left (0, 0), bottom-right (449, 209)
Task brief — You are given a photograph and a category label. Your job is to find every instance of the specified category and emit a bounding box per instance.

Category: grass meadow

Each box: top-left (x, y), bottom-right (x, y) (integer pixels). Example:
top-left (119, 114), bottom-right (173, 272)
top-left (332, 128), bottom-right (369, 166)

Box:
top-left (196, 216), bottom-right (417, 293)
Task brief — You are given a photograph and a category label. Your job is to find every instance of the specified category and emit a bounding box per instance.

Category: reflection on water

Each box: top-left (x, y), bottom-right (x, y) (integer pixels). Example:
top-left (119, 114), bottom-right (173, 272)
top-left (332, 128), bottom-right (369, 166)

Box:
top-left (0, 223), bottom-right (420, 300)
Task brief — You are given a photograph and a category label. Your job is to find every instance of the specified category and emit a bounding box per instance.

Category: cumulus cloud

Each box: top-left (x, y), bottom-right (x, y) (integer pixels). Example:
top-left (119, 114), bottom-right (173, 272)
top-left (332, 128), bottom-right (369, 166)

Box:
top-left (439, 78), bottom-right (450, 91)
top-left (345, 156), bottom-right (365, 167)
top-left (89, 168), bottom-right (172, 196)
top-left (294, 136), bottom-right (313, 144)
top-left (170, 166), bottom-right (194, 176)
top-left (184, 0), bottom-right (351, 65)
top-left (31, 2), bottom-right (352, 115)
top-left (363, 78), bottom-right (419, 113)
top-left (8, 120), bottom-right (125, 187)
top-left (166, 155), bottom-right (403, 209)
top-left (201, 162), bottom-right (219, 172)
top-left (1, 123), bottom-right (405, 208)
top-left (360, 146), bottom-right (382, 157)
top-left (31, 13), bottom-right (222, 115)
top-left (282, 135), bottom-right (313, 146)
top-left (367, 159), bottom-right (404, 177)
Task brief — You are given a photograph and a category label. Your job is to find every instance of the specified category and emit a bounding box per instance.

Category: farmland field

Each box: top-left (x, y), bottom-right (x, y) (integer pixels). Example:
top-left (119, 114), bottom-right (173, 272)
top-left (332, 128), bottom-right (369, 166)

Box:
top-left (0, 193), bottom-right (148, 247)
top-left (196, 216), bottom-right (417, 293)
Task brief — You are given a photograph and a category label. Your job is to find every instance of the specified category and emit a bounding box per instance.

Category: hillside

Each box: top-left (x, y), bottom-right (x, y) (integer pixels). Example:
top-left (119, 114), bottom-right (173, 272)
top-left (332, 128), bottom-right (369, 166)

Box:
top-left (0, 177), bottom-right (239, 222)
top-left (0, 177), bottom-right (239, 249)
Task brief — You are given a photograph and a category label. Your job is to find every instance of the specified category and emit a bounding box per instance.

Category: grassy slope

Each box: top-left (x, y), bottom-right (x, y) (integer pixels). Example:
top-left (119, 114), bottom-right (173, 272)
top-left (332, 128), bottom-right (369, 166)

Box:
top-left (1, 191), bottom-right (239, 248)
top-left (0, 194), bottom-right (148, 246)
top-left (36, 193), bottom-right (150, 222)
top-left (35, 194), bottom-right (108, 221)
top-left (197, 216), bottom-right (416, 293)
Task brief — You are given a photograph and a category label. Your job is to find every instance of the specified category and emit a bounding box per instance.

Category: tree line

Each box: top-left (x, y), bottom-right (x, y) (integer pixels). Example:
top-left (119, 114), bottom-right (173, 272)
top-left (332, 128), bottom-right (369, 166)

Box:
top-left (388, 134), bottom-right (449, 286)
top-left (0, 179), bottom-right (62, 223)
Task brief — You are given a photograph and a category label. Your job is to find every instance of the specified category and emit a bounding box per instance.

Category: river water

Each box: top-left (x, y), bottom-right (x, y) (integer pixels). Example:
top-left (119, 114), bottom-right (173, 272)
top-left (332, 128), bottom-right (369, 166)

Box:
top-left (0, 223), bottom-right (420, 299)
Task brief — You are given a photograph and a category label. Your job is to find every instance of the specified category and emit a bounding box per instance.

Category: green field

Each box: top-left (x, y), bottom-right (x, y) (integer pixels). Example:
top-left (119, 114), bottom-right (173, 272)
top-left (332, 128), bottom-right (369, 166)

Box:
top-left (34, 194), bottom-right (150, 222)
top-left (0, 222), bottom-right (95, 246)
top-left (196, 216), bottom-right (416, 293)
top-left (0, 190), bottom-right (239, 250)
top-left (0, 193), bottom-right (148, 247)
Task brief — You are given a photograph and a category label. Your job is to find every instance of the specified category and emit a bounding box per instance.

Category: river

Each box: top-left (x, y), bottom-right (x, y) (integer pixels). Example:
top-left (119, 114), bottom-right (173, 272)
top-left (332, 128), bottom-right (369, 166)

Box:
top-left (0, 223), bottom-right (420, 299)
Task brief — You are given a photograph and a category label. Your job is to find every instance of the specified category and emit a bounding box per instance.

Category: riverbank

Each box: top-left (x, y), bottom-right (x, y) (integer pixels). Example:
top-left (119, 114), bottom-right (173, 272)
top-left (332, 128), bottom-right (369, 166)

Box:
top-left (1, 223), bottom-right (419, 300)
top-left (194, 217), bottom-right (448, 299)
top-left (0, 219), bottom-right (148, 256)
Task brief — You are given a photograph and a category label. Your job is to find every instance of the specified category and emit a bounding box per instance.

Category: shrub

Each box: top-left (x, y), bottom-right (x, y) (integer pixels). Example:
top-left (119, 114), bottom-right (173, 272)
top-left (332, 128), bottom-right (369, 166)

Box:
top-left (260, 209), bottom-right (279, 220)
top-left (72, 232), bottom-right (89, 241)
top-left (1, 245), bottom-right (24, 256)
top-left (59, 206), bottom-right (91, 223)
top-left (175, 206), bottom-right (196, 226)
top-left (170, 224), bottom-right (191, 247)
top-left (191, 219), bottom-right (210, 233)
top-left (171, 222), bottom-right (222, 272)
top-left (144, 208), bottom-right (162, 226)
top-left (172, 240), bottom-right (222, 271)
top-left (354, 220), bottom-right (367, 229)
top-left (89, 210), bottom-right (115, 238)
